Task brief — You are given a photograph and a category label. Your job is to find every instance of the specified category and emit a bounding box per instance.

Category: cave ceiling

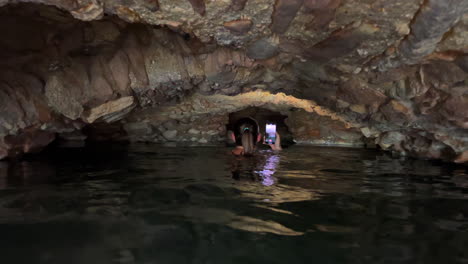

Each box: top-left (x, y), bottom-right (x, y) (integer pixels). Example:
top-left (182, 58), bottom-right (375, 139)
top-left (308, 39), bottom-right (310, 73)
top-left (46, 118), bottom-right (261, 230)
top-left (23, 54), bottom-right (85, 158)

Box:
top-left (0, 0), bottom-right (467, 163)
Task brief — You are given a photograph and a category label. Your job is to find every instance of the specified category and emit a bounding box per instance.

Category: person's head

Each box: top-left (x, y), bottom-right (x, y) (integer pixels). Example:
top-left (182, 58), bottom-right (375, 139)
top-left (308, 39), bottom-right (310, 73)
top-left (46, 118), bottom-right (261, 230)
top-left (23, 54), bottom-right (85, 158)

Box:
top-left (239, 123), bottom-right (254, 134)
top-left (241, 127), bottom-right (255, 156)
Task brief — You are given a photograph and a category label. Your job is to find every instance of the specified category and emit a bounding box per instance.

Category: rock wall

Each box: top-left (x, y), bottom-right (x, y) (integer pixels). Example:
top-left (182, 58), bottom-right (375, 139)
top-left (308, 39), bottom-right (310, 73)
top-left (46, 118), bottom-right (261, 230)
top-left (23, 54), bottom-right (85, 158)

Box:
top-left (286, 109), bottom-right (364, 146)
top-left (123, 114), bottom-right (228, 144)
top-left (120, 91), bottom-right (359, 146)
top-left (339, 63), bottom-right (468, 162)
top-left (0, 1), bottom-right (467, 163)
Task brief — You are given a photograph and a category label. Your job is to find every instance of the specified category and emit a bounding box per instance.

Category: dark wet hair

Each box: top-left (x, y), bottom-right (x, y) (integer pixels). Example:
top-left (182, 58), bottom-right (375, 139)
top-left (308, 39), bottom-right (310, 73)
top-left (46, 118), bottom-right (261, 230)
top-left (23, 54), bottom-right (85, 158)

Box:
top-left (234, 118), bottom-right (259, 146)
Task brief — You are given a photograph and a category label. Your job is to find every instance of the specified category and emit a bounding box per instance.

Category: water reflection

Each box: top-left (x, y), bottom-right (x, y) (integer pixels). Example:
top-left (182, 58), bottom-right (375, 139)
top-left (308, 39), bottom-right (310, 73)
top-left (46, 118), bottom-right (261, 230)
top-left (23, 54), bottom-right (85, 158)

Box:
top-left (257, 154), bottom-right (280, 186)
top-left (230, 151), bottom-right (280, 186)
top-left (0, 145), bottom-right (467, 264)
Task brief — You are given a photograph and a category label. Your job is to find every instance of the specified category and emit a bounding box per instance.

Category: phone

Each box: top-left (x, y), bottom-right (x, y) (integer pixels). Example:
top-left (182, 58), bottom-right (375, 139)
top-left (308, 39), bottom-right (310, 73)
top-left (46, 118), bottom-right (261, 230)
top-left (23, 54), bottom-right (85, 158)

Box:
top-left (265, 123), bottom-right (277, 144)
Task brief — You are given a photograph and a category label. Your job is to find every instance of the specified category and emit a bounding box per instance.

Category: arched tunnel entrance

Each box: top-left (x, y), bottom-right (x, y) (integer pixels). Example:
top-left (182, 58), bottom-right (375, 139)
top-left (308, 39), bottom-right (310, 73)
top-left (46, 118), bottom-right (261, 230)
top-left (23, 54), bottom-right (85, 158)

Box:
top-left (226, 107), bottom-right (295, 145)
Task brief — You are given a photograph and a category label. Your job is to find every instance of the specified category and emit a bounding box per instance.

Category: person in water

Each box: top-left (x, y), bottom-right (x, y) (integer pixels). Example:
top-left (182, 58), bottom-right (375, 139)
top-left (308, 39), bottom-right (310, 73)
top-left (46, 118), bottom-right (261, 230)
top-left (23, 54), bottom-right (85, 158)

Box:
top-left (231, 121), bottom-right (282, 156)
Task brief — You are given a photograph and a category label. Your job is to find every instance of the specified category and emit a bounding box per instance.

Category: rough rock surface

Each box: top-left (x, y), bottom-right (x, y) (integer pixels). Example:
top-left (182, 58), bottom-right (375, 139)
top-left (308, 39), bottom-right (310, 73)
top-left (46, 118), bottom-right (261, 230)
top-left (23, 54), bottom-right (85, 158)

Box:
top-left (0, 1), bottom-right (467, 163)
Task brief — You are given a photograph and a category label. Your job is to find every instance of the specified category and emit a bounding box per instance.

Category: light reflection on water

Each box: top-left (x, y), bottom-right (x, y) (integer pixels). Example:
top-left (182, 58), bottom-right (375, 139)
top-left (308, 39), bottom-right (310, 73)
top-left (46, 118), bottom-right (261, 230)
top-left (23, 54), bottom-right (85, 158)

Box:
top-left (256, 154), bottom-right (280, 186)
top-left (0, 144), bottom-right (467, 264)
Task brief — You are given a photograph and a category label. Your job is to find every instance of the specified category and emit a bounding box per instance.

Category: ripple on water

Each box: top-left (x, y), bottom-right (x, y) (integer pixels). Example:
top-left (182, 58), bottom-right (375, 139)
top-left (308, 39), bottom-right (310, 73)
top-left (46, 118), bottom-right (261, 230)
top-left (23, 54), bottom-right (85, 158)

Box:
top-left (0, 144), bottom-right (467, 263)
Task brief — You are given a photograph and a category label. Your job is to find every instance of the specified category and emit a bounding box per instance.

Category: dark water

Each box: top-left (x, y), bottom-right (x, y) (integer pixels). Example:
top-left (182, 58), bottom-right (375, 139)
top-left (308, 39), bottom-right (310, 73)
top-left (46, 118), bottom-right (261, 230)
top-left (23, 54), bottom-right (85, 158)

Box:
top-left (0, 144), bottom-right (467, 264)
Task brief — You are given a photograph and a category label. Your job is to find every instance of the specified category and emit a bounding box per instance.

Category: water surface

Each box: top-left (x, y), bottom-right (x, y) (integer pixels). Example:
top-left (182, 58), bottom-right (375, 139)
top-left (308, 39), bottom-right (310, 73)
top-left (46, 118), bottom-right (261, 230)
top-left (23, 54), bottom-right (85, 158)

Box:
top-left (0, 145), bottom-right (467, 264)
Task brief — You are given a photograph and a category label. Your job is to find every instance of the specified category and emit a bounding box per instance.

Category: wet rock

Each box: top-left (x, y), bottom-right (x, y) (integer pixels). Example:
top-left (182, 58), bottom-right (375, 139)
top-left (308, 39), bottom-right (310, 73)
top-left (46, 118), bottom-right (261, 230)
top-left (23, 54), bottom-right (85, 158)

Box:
top-left (336, 77), bottom-right (387, 107)
top-left (231, 0), bottom-right (249, 11)
top-left (422, 62), bottom-right (467, 91)
top-left (0, 130), bottom-right (56, 159)
top-left (246, 38), bottom-right (279, 60)
top-left (142, 0), bottom-right (160, 12)
top-left (116, 6), bottom-right (142, 22)
top-left (163, 130), bottom-right (178, 140)
top-left (163, 120), bottom-right (179, 130)
top-left (424, 141), bottom-right (455, 160)
top-left (454, 151), bottom-right (468, 163)
top-left (349, 104), bottom-right (367, 115)
top-left (377, 132), bottom-right (406, 150)
top-left (0, 72), bottom-right (52, 136)
top-left (108, 50), bottom-right (131, 94)
top-left (379, 100), bottom-right (415, 125)
top-left (45, 74), bottom-right (85, 121)
top-left (376, 0), bottom-right (468, 71)
top-left (187, 0), bottom-right (206, 16)
top-left (390, 75), bottom-right (428, 100)
top-left (440, 94), bottom-right (468, 127)
top-left (360, 127), bottom-right (379, 138)
top-left (303, 0), bottom-right (339, 10)
top-left (123, 122), bottom-right (154, 136)
top-left (203, 48), bottom-right (253, 85)
top-left (455, 56), bottom-right (468, 73)
top-left (286, 109), bottom-right (364, 146)
top-left (413, 88), bottom-right (444, 115)
top-left (271, 0), bottom-right (304, 34)
top-left (69, 0), bottom-right (103, 21)
top-left (304, 22), bottom-right (379, 63)
top-left (205, 130), bottom-right (219, 136)
top-left (188, 128), bottom-right (200, 134)
top-left (303, 0), bottom-right (341, 30)
top-left (224, 19), bottom-right (253, 35)
top-left (368, 67), bottom-right (418, 84)
top-left (83, 96), bottom-right (136, 123)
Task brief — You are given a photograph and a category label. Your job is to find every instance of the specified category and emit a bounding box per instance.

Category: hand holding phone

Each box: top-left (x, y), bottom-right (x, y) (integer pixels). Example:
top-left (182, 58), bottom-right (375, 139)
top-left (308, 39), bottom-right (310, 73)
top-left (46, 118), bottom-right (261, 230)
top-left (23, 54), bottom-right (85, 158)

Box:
top-left (264, 123), bottom-right (276, 145)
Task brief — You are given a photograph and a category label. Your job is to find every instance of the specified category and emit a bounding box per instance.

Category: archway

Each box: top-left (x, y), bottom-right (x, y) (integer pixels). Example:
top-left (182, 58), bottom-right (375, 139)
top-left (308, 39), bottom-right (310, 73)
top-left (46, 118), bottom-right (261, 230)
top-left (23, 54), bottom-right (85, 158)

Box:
top-left (226, 107), bottom-right (294, 145)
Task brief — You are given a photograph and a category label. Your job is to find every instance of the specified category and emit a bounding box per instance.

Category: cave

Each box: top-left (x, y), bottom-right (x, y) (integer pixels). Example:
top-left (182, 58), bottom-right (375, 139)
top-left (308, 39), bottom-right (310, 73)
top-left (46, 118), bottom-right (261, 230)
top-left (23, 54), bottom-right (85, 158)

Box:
top-left (1, 1), bottom-right (467, 162)
top-left (0, 0), bottom-right (467, 262)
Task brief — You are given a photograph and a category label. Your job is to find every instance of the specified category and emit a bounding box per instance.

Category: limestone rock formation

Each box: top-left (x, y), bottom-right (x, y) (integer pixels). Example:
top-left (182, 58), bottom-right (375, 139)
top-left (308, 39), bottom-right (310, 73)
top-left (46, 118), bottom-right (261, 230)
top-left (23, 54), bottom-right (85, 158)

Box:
top-left (0, 0), bottom-right (467, 163)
